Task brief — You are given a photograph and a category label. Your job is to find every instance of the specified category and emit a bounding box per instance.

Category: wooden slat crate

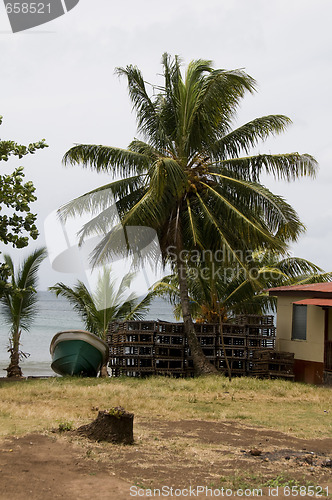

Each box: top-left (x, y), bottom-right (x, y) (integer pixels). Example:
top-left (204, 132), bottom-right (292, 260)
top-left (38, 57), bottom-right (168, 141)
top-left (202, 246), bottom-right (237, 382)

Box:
top-left (249, 350), bottom-right (294, 379)
top-left (252, 350), bottom-right (294, 361)
top-left (247, 336), bottom-right (275, 350)
top-left (107, 316), bottom-right (291, 379)
top-left (217, 358), bottom-right (247, 375)
top-left (217, 335), bottom-right (246, 347)
top-left (235, 315), bottom-right (274, 326)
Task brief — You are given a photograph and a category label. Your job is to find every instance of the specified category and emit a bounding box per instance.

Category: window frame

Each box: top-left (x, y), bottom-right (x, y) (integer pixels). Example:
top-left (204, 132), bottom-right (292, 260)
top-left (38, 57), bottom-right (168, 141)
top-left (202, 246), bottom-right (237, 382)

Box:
top-left (291, 304), bottom-right (307, 341)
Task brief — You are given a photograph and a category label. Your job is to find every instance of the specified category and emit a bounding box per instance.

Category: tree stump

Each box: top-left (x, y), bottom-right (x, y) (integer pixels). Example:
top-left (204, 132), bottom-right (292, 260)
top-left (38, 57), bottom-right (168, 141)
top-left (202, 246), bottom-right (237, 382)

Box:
top-left (76, 408), bottom-right (134, 444)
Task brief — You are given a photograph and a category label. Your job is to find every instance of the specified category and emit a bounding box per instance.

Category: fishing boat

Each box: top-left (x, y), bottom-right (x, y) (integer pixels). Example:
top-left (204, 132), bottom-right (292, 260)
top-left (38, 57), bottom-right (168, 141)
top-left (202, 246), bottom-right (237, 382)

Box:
top-left (50, 330), bottom-right (109, 377)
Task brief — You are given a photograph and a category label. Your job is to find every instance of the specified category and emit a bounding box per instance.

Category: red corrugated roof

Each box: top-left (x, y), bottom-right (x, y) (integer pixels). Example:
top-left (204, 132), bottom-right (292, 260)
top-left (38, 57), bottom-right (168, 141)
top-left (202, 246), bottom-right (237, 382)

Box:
top-left (268, 282), bottom-right (332, 293)
top-left (294, 298), bottom-right (332, 307)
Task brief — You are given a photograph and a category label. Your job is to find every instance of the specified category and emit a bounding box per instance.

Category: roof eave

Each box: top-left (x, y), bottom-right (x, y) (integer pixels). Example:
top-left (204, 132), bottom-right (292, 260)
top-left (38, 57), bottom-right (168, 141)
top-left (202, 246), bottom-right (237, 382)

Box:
top-left (268, 289), bottom-right (332, 299)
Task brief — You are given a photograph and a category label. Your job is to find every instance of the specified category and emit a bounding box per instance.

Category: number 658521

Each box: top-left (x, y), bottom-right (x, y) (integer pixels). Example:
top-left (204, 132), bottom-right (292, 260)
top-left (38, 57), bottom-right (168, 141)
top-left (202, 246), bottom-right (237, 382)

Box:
top-left (5, 3), bottom-right (51, 14)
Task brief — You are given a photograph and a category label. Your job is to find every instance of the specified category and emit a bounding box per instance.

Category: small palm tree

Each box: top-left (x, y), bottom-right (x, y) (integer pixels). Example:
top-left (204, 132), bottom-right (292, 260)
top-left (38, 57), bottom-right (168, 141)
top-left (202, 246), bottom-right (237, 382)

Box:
top-left (0, 248), bottom-right (47, 378)
top-left (151, 251), bottom-right (332, 321)
top-left (50, 267), bottom-right (153, 376)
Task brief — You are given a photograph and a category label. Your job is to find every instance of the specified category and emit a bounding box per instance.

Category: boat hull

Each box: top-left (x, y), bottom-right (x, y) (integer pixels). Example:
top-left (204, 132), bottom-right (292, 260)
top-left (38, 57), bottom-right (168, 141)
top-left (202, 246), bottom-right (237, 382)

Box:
top-left (50, 330), bottom-right (109, 377)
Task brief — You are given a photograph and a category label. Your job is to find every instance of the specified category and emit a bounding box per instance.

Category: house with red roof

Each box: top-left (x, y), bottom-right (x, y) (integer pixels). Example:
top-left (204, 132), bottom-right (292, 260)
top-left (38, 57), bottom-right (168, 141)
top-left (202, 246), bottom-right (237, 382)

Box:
top-left (268, 283), bottom-right (332, 385)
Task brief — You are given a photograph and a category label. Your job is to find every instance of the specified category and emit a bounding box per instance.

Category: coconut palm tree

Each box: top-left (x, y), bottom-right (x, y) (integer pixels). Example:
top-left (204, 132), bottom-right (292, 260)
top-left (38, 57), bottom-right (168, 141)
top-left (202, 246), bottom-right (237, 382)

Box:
top-left (60, 54), bottom-right (317, 375)
top-left (50, 267), bottom-right (153, 376)
top-left (0, 248), bottom-right (47, 378)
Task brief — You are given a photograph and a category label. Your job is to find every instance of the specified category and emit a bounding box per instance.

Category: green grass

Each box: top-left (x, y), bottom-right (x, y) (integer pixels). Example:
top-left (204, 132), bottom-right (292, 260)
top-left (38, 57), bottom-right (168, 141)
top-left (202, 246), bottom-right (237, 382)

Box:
top-left (57, 420), bottom-right (74, 432)
top-left (0, 375), bottom-right (331, 438)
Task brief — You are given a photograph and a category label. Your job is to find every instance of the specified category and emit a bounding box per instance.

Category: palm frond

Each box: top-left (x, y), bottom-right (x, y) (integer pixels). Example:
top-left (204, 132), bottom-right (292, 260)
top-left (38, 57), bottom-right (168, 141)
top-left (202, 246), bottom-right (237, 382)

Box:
top-left (63, 144), bottom-right (150, 177)
top-left (194, 191), bottom-right (258, 266)
top-left (216, 153), bottom-right (318, 181)
top-left (59, 175), bottom-right (146, 222)
top-left (213, 115), bottom-right (292, 159)
top-left (50, 266), bottom-right (150, 338)
top-left (150, 158), bottom-right (187, 198)
top-left (206, 171), bottom-right (304, 242)
top-left (116, 65), bottom-right (170, 150)
top-left (124, 291), bottom-right (155, 320)
top-left (185, 197), bottom-right (202, 247)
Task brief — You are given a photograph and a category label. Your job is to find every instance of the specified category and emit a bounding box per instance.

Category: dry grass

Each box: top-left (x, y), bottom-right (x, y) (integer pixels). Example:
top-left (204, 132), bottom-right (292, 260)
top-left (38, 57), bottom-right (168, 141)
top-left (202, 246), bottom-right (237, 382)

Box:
top-left (0, 375), bottom-right (331, 438)
top-left (1, 375), bottom-right (332, 493)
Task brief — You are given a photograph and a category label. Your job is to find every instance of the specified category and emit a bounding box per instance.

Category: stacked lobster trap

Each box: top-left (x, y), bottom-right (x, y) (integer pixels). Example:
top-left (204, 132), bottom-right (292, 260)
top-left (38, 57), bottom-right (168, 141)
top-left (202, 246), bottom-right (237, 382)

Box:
top-left (107, 315), bottom-right (294, 379)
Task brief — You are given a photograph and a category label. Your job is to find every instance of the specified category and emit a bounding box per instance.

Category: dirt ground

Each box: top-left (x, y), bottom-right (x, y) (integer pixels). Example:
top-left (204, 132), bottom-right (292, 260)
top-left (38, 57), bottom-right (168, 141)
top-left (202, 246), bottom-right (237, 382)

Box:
top-left (0, 419), bottom-right (331, 499)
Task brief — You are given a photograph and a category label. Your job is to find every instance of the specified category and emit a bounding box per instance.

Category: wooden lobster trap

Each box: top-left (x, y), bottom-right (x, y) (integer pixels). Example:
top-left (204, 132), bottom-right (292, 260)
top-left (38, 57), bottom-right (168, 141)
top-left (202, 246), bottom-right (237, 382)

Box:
top-left (107, 316), bottom-right (293, 379)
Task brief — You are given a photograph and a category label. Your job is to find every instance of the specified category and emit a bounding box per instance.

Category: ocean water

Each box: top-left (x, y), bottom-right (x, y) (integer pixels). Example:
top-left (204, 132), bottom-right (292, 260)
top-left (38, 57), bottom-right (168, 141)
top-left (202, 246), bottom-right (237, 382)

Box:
top-left (0, 291), bottom-right (176, 377)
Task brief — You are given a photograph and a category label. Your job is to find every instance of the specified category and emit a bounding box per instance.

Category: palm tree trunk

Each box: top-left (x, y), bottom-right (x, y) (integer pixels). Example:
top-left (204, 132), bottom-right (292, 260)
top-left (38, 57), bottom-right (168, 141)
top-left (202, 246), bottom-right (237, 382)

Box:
top-left (99, 327), bottom-right (109, 377)
top-left (99, 364), bottom-right (109, 378)
top-left (176, 255), bottom-right (218, 376)
top-left (219, 317), bottom-right (232, 382)
top-left (6, 331), bottom-right (22, 378)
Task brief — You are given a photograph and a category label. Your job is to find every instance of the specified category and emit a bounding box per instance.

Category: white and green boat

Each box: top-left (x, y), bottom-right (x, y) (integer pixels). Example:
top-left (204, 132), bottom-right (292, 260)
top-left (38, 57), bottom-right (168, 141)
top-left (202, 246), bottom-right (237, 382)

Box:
top-left (50, 330), bottom-right (109, 377)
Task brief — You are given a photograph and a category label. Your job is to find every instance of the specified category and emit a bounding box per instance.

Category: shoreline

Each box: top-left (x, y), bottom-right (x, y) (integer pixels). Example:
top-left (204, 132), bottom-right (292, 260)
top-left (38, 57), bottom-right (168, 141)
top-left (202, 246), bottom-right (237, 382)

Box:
top-left (0, 360), bottom-right (55, 378)
top-left (0, 376), bottom-right (55, 382)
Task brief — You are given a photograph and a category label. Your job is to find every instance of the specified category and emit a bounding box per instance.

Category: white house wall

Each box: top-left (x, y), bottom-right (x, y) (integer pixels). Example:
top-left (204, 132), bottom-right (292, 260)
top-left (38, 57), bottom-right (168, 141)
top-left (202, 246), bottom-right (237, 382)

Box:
top-left (276, 296), bottom-right (324, 363)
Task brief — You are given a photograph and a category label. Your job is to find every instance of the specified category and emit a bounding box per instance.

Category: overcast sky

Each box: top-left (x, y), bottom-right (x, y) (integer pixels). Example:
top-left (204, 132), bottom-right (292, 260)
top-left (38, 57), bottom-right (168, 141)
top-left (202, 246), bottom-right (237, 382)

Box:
top-left (0, 0), bottom-right (331, 290)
